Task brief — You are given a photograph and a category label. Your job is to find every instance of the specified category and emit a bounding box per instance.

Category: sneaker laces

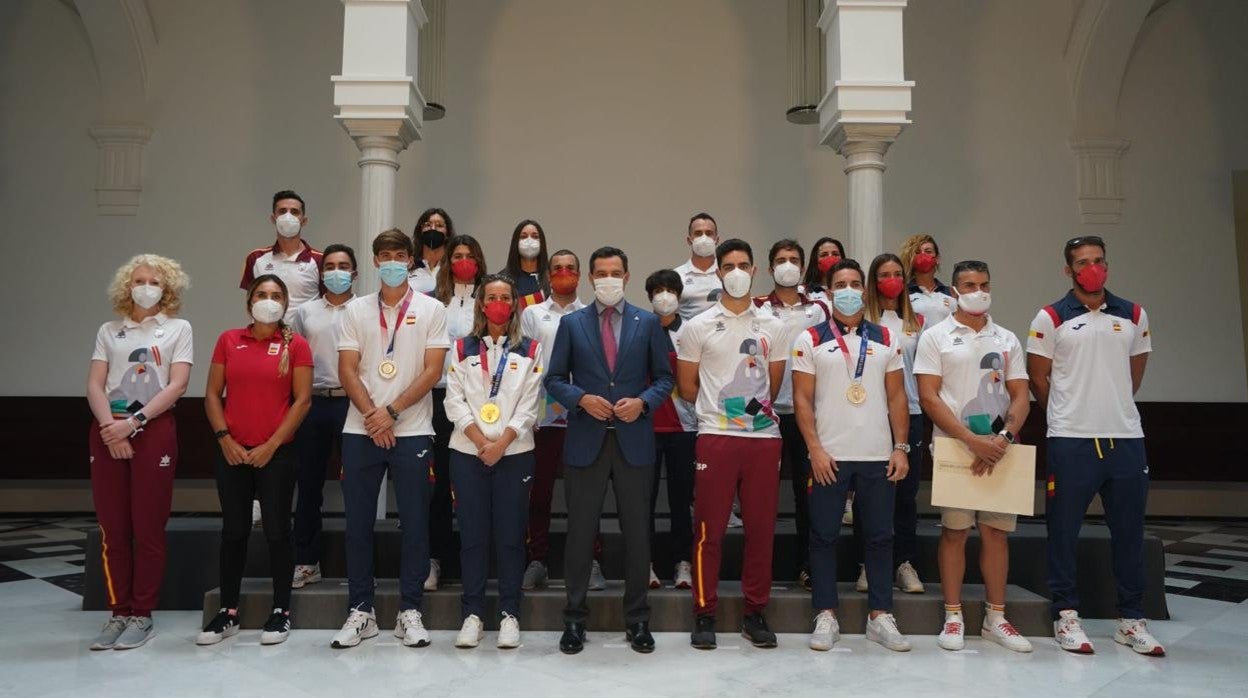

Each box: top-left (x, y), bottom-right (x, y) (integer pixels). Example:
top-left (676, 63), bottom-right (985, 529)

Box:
top-left (814, 612), bottom-right (835, 633)
top-left (874, 613), bottom-right (901, 634)
top-left (104, 616), bottom-right (129, 632)
top-left (943, 619), bottom-right (962, 635)
top-left (995, 621), bottom-right (1022, 637)
top-left (400, 610), bottom-right (425, 630)
top-left (344, 609), bottom-right (371, 631)
top-left (1121, 619), bottom-right (1148, 637)
top-left (1058, 613), bottom-right (1084, 635)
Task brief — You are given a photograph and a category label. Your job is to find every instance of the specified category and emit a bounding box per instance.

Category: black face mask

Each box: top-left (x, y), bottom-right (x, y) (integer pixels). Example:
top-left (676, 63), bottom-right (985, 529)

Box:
top-left (420, 230), bottom-right (446, 249)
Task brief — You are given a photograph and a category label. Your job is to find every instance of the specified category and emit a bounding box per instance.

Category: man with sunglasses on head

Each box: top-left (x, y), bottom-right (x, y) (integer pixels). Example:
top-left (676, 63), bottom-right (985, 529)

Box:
top-left (1027, 235), bottom-right (1163, 657)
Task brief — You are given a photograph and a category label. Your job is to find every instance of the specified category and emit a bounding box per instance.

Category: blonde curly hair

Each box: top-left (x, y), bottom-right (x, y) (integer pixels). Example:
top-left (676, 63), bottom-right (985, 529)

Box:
top-left (108, 254), bottom-right (190, 317)
top-left (899, 234), bottom-right (940, 277)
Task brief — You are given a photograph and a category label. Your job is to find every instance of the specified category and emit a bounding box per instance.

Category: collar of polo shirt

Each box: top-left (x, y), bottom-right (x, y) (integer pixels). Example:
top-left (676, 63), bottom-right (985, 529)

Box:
top-left (123, 311), bottom-right (169, 329)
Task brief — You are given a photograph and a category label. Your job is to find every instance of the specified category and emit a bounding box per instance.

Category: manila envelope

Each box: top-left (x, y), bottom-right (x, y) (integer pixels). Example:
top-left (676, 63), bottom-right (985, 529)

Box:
top-left (931, 437), bottom-right (1036, 516)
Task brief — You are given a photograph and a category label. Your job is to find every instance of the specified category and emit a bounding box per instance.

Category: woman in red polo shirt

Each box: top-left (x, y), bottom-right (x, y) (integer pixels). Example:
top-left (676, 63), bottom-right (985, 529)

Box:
top-left (198, 274), bottom-right (312, 646)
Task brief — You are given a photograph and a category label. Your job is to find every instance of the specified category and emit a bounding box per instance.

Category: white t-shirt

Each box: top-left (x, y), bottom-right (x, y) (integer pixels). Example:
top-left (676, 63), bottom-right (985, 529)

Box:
top-left (674, 258), bottom-right (722, 320)
top-left (908, 281), bottom-right (955, 328)
top-left (913, 314), bottom-right (1027, 439)
top-left (520, 296), bottom-right (586, 428)
top-left (751, 292), bottom-right (831, 414)
top-left (677, 302), bottom-right (786, 438)
top-left (445, 335), bottom-right (544, 456)
top-left (291, 295), bottom-right (353, 389)
top-left (876, 309), bottom-right (923, 415)
top-left (241, 241), bottom-right (322, 322)
top-left (790, 319), bottom-right (904, 461)
top-left (338, 290), bottom-right (450, 437)
top-left (1026, 291), bottom-right (1151, 438)
top-left (92, 313), bottom-right (194, 416)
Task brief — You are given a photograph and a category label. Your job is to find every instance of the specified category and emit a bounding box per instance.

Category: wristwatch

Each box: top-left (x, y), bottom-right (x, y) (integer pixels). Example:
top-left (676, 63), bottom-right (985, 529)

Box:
top-left (386, 405), bottom-right (401, 422)
top-left (893, 442), bottom-right (911, 454)
top-left (213, 429), bottom-right (230, 440)
top-left (998, 430), bottom-right (1016, 444)
top-left (133, 411), bottom-right (149, 426)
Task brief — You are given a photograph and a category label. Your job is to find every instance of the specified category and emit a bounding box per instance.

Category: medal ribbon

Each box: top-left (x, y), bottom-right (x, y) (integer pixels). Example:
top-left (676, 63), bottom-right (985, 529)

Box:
top-left (479, 338), bottom-right (510, 401)
top-left (827, 320), bottom-right (869, 385)
top-left (377, 289), bottom-right (415, 358)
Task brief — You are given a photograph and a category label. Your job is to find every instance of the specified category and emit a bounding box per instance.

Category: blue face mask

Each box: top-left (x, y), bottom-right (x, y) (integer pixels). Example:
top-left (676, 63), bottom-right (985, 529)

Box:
top-left (323, 269), bottom-right (353, 295)
top-left (833, 287), bottom-right (864, 316)
top-left (378, 261), bottom-right (409, 288)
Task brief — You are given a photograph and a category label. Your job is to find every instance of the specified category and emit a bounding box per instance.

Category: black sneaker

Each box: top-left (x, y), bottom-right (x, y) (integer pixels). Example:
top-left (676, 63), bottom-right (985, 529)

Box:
top-left (260, 608), bottom-right (291, 645)
top-left (797, 567), bottom-right (812, 592)
top-left (742, 613), bottom-right (777, 648)
top-left (691, 615), bottom-right (717, 650)
top-left (196, 608), bottom-right (240, 645)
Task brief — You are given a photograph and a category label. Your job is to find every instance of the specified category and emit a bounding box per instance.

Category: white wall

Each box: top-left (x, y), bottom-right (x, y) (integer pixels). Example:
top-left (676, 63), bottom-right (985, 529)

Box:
top-left (1, 0), bottom-right (1245, 401)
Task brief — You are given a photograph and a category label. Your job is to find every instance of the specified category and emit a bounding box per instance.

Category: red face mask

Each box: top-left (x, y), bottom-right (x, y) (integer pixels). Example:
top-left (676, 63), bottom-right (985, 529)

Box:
top-left (817, 254), bottom-right (841, 273)
top-left (912, 252), bottom-right (937, 274)
top-left (451, 259), bottom-right (478, 282)
top-left (1075, 263), bottom-right (1107, 293)
top-left (483, 300), bottom-right (512, 325)
top-left (550, 270), bottom-right (578, 295)
top-left (876, 277), bottom-right (905, 299)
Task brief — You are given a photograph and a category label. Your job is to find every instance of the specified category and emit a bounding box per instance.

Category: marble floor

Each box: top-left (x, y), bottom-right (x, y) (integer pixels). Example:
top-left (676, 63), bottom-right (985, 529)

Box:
top-left (1, 518), bottom-right (1247, 697)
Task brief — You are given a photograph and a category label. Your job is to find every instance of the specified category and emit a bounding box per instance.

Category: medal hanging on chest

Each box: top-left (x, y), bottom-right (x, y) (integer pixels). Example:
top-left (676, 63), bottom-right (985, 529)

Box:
top-left (377, 290), bottom-right (414, 380)
top-left (828, 321), bottom-right (870, 406)
top-left (479, 339), bottom-right (510, 424)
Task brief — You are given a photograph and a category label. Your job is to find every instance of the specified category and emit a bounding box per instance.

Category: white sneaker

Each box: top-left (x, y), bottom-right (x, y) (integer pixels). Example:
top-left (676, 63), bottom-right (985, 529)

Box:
top-left (809, 610), bottom-right (840, 651)
top-left (454, 614), bottom-right (483, 648)
top-left (855, 565), bottom-right (868, 593)
top-left (674, 561), bottom-right (693, 590)
top-left (1054, 609), bottom-right (1095, 654)
top-left (424, 559), bottom-right (441, 592)
top-left (497, 613), bottom-right (521, 649)
top-left (252, 499), bottom-right (262, 527)
top-left (649, 565), bottom-right (662, 589)
top-left (1114, 618), bottom-right (1165, 656)
top-left (396, 609), bottom-right (431, 647)
top-left (937, 615), bottom-right (965, 651)
top-left (331, 608), bottom-right (378, 649)
top-left (866, 613), bottom-right (911, 652)
top-left (841, 499), bottom-right (853, 526)
top-left (588, 559), bottom-right (607, 591)
top-left (521, 560), bottom-right (548, 590)
top-left (728, 510), bottom-right (743, 528)
top-left (982, 618), bottom-right (1033, 653)
top-left (894, 562), bottom-right (924, 594)
top-left (292, 564), bottom-right (322, 589)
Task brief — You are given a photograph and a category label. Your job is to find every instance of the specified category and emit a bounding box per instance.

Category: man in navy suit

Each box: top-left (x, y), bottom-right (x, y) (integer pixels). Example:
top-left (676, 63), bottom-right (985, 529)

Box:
top-left (544, 246), bottom-right (674, 655)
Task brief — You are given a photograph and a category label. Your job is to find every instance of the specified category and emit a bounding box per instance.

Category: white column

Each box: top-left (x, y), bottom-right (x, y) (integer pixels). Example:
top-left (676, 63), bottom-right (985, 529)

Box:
top-left (342, 126), bottom-right (416, 292)
top-left (817, 0), bottom-right (913, 260)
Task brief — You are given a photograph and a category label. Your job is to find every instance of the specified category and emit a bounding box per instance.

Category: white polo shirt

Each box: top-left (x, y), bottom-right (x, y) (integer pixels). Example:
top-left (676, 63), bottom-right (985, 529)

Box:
top-left (1026, 290), bottom-right (1150, 439)
top-left (338, 290), bottom-right (450, 437)
top-left (677, 302), bottom-right (786, 438)
top-left (876, 309), bottom-right (923, 415)
top-left (790, 319), bottom-right (904, 461)
top-left (520, 296), bottom-right (586, 427)
top-left (291, 295), bottom-right (353, 389)
top-left (408, 261), bottom-right (438, 295)
top-left (92, 313), bottom-right (194, 416)
top-left (674, 258), bottom-right (722, 320)
top-left (751, 291), bottom-right (831, 415)
top-left (445, 335), bottom-right (544, 456)
top-left (914, 314), bottom-right (1027, 439)
top-left (908, 280), bottom-right (955, 328)
top-left (241, 240), bottom-right (323, 322)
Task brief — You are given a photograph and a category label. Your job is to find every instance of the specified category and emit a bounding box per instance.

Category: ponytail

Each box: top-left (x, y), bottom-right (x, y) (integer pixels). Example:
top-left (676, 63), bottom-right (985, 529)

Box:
top-left (278, 322), bottom-right (293, 377)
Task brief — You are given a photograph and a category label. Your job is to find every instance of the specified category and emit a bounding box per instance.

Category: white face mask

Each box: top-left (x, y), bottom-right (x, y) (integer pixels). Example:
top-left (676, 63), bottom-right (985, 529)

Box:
top-left (690, 235), bottom-right (716, 258)
top-left (251, 299), bottom-right (285, 324)
top-left (772, 261), bottom-right (801, 288)
top-left (651, 291), bottom-right (679, 316)
top-left (957, 290), bottom-right (992, 316)
top-left (721, 268), bottom-right (753, 299)
top-left (517, 238), bottom-right (541, 260)
top-left (275, 212), bottom-right (301, 238)
top-left (130, 284), bottom-right (163, 310)
top-left (593, 277), bottom-right (625, 306)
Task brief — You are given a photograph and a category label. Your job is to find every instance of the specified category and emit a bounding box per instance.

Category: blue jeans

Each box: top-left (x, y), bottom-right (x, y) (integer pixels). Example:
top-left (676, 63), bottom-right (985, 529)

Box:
top-left (341, 434), bottom-right (434, 612)
top-left (810, 460), bottom-right (895, 612)
top-left (451, 450), bottom-right (534, 620)
top-left (292, 395), bottom-right (349, 565)
top-left (1046, 437), bottom-right (1149, 619)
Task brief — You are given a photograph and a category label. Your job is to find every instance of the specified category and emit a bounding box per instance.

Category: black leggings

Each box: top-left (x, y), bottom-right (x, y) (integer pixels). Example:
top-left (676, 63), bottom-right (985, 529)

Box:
top-left (216, 444), bottom-right (296, 610)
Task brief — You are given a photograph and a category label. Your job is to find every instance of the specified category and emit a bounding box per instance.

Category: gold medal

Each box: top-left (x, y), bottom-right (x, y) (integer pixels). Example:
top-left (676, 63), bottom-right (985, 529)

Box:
top-left (846, 382), bottom-right (867, 405)
top-left (479, 402), bottom-right (501, 424)
top-left (378, 359), bottom-right (398, 380)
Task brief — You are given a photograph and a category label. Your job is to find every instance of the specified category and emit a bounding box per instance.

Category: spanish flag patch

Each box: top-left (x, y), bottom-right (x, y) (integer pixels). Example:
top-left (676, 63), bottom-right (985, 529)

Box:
top-left (1047, 474), bottom-right (1056, 498)
top-left (1029, 330), bottom-right (1044, 339)
top-left (792, 348), bottom-right (804, 357)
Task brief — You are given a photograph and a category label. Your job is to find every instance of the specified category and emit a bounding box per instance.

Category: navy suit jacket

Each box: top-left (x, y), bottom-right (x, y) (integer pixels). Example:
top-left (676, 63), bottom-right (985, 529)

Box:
top-left (543, 301), bottom-right (674, 467)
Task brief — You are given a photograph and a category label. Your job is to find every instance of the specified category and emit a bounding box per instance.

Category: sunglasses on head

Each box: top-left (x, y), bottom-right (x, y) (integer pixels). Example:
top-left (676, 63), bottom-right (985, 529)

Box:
top-left (1065, 235), bottom-right (1105, 249)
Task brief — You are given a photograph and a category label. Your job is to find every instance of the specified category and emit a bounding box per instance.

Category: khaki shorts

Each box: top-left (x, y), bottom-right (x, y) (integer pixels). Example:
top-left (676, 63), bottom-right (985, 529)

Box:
top-left (940, 507), bottom-right (1017, 532)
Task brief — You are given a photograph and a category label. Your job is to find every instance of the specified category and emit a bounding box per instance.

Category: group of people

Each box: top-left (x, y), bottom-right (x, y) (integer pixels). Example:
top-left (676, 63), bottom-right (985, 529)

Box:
top-left (84, 190), bottom-right (1163, 658)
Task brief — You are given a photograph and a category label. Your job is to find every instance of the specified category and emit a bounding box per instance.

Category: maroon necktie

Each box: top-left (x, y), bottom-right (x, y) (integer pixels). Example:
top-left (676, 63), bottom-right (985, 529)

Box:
top-left (601, 306), bottom-right (617, 373)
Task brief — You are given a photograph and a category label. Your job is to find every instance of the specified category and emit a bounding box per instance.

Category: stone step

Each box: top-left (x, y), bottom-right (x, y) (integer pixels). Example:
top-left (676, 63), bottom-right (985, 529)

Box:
top-left (204, 579), bottom-right (1054, 636)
